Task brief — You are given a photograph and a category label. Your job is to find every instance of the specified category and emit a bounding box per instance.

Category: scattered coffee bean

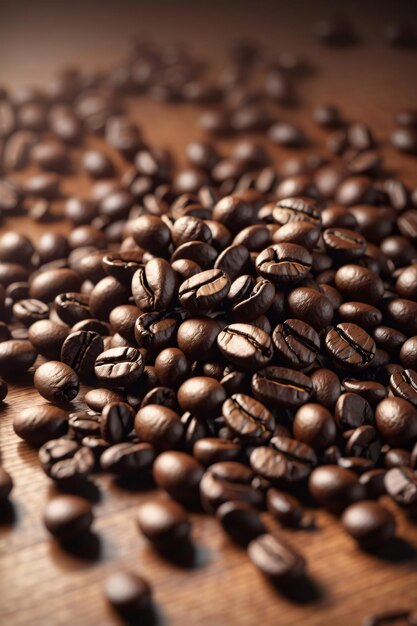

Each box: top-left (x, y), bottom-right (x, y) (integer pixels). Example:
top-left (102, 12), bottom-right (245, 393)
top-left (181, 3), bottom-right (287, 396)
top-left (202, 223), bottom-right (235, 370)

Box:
top-left (43, 495), bottom-right (93, 540)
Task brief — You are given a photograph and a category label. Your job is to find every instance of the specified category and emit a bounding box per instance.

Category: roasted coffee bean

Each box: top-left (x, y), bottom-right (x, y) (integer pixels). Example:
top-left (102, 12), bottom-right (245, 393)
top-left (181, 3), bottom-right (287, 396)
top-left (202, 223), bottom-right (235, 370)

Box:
top-left (309, 465), bottom-right (366, 512)
top-left (13, 403), bottom-right (68, 446)
top-left (213, 244), bottom-right (250, 281)
top-left (89, 276), bottom-right (130, 321)
top-left (271, 197), bottom-right (320, 226)
top-left (252, 366), bottom-right (313, 409)
top-left (287, 287), bottom-right (334, 330)
top-left (325, 323), bottom-right (376, 369)
top-left (250, 436), bottom-right (317, 482)
top-left (38, 438), bottom-right (80, 475)
top-left (177, 376), bottom-right (226, 419)
top-left (193, 438), bottom-right (241, 467)
top-left (335, 265), bottom-right (384, 305)
top-left (390, 369), bottom-right (417, 406)
top-left (384, 467), bottom-right (417, 506)
top-left (30, 268), bottom-right (82, 303)
top-left (385, 448), bottom-right (411, 469)
top-left (0, 339), bottom-right (37, 375)
top-left (400, 337), bottom-right (417, 369)
top-left (272, 319), bottom-right (320, 369)
top-left (345, 425), bottom-right (381, 464)
top-left (217, 323), bottom-right (273, 370)
top-left (293, 404), bottom-right (337, 452)
top-left (135, 309), bottom-right (182, 353)
top-left (342, 379), bottom-right (386, 405)
top-left (0, 467), bottom-right (13, 500)
top-left (248, 533), bottom-right (306, 580)
top-left (256, 243), bottom-right (312, 285)
top-left (226, 276), bottom-right (275, 321)
top-left (217, 500), bottom-right (266, 546)
top-left (323, 228), bottom-right (366, 261)
top-left (266, 489), bottom-right (304, 527)
top-left (100, 402), bottom-right (135, 444)
top-left (34, 361), bottom-right (79, 403)
top-left (61, 330), bottom-right (103, 380)
top-left (84, 388), bottom-right (126, 412)
top-left (12, 299), bottom-right (49, 326)
top-left (95, 347), bottom-right (144, 385)
top-left (109, 304), bottom-right (140, 343)
top-left (375, 397), bottom-right (417, 447)
top-left (359, 469), bottom-right (387, 499)
top-left (335, 392), bottom-right (374, 430)
top-left (48, 446), bottom-right (95, 483)
top-left (134, 405), bottom-right (184, 451)
top-left (153, 451), bottom-right (203, 502)
top-left (0, 232), bottom-right (34, 265)
top-left (136, 498), bottom-right (191, 548)
top-left (200, 461), bottom-right (263, 513)
top-left (131, 258), bottom-right (176, 312)
top-left (102, 251), bottom-right (144, 285)
top-left (140, 386), bottom-right (178, 411)
top-left (178, 268), bottom-right (230, 312)
top-left (310, 368), bottom-right (341, 409)
top-left (82, 149), bottom-right (115, 178)
top-left (341, 501), bottom-right (396, 548)
top-left (100, 442), bottom-right (155, 475)
top-left (338, 302), bottom-right (382, 329)
top-left (43, 495), bottom-right (93, 540)
top-left (104, 571), bottom-right (152, 616)
top-left (68, 412), bottom-right (101, 439)
top-left (153, 347), bottom-right (190, 389)
top-left (222, 394), bottom-right (275, 443)
top-left (54, 292), bottom-right (90, 326)
top-left (177, 317), bottom-right (222, 361)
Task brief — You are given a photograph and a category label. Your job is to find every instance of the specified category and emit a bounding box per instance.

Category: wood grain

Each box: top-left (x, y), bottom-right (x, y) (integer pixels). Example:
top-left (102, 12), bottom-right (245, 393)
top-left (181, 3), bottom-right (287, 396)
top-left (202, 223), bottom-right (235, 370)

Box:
top-left (1, 2), bottom-right (417, 624)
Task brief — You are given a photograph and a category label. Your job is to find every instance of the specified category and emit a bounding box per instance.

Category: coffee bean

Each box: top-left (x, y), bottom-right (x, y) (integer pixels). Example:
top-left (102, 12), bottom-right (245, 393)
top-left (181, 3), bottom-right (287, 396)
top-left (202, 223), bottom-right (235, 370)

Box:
top-left (384, 467), bottom-right (417, 506)
top-left (13, 403), bottom-right (68, 446)
top-left (82, 149), bottom-right (115, 178)
top-left (48, 446), bottom-right (95, 483)
top-left (217, 500), bottom-right (266, 546)
top-left (0, 339), bottom-right (37, 375)
top-left (375, 398), bottom-right (417, 447)
top-left (256, 243), bottom-right (312, 285)
top-left (177, 317), bottom-right (222, 361)
top-left (100, 402), bottom-right (135, 444)
top-left (30, 268), bottom-right (82, 303)
top-left (390, 369), bottom-right (417, 406)
top-left (61, 330), bottom-right (103, 380)
top-left (217, 323), bottom-right (273, 370)
top-left (34, 361), bottom-right (79, 403)
top-left (250, 436), bottom-right (317, 482)
top-left (272, 319), bottom-right (319, 369)
top-left (293, 403), bottom-right (336, 452)
top-left (55, 292), bottom-right (90, 326)
top-left (84, 388), bottom-right (126, 412)
top-left (31, 140), bottom-right (69, 172)
top-left (287, 287), bottom-right (334, 330)
top-left (325, 323), bottom-right (376, 369)
top-left (341, 501), bottom-right (396, 548)
top-left (131, 258), bottom-right (176, 312)
top-left (338, 302), bottom-right (382, 328)
top-left (100, 442), bottom-right (155, 475)
top-left (345, 425), bottom-right (381, 464)
top-left (248, 533), bottom-right (306, 580)
top-left (192, 438), bottom-right (241, 467)
top-left (222, 394), bottom-right (275, 443)
top-left (43, 495), bottom-right (93, 540)
top-left (309, 465), bottom-right (366, 512)
top-left (323, 228), bottom-right (366, 261)
top-left (38, 437), bottom-right (80, 475)
top-left (153, 451), bottom-right (203, 502)
top-left (199, 461), bottom-right (263, 513)
top-left (136, 498), bottom-right (191, 548)
top-left (252, 366), bottom-right (313, 409)
top-left (335, 265), bottom-right (384, 305)
top-left (310, 368), bottom-right (341, 409)
top-left (266, 489), bottom-right (304, 527)
top-left (177, 376), bottom-right (226, 419)
top-left (102, 251), bottom-right (144, 284)
top-left (178, 268), bottom-right (230, 312)
top-left (342, 379), bottom-right (387, 405)
top-left (359, 469), bottom-right (387, 499)
top-left (104, 571), bottom-right (152, 616)
top-left (335, 392), bottom-right (374, 430)
top-left (134, 405), bottom-right (184, 451)
top-left (95, 347), bottom-right (144, 385)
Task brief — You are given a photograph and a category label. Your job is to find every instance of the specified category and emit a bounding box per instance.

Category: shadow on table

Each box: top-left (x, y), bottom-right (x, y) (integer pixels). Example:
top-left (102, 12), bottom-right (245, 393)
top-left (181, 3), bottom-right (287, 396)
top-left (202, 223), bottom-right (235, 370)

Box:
top-left (365, 537), bottom-right (417, 564)
top-left (268, 573), bottom-right (325, 606)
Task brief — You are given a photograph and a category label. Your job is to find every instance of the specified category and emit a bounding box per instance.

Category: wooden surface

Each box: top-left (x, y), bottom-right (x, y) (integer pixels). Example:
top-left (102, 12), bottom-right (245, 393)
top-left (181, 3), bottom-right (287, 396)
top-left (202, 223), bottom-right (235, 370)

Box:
top-left (1, 2), bottom-right (417, 625)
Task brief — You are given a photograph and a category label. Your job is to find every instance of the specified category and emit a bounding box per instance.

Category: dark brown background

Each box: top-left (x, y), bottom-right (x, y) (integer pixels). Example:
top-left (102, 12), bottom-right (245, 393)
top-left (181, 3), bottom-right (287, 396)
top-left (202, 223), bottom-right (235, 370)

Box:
top-left (1, 1), bottom-right (417, 625)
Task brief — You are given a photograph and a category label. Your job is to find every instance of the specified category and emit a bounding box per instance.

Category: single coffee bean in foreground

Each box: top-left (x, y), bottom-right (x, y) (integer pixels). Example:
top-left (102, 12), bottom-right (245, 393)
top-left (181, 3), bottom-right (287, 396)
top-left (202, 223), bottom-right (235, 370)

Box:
top-left (43, 495), bottom-right (93, 541)
top-left (104, 571), bottom-right (152, 616)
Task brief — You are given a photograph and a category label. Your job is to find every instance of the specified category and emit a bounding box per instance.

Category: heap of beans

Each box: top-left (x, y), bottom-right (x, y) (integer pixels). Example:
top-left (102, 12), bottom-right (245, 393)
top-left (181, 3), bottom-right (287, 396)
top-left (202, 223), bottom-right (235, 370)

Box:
top-left (1, 29), bottom-right (417, 620)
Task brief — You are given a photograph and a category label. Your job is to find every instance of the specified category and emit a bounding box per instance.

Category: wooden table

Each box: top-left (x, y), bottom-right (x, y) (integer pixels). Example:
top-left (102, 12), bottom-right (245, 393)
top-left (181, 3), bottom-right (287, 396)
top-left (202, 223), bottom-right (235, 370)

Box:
top-left (1, 1), bottom-right (417, 624)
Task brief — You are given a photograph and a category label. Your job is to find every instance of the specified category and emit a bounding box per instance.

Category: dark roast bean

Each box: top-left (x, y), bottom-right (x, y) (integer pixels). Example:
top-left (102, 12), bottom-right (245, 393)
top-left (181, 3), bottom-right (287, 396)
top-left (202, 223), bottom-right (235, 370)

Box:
top-left (95, 347), bottom-right (144, 386)
top-left (199, 461), bottom-right (263, 513)
top-left (38, 438), bottom-right (80, 475)
top-left (217, 323), bottom-right (273, 370)
top-left (325, 323), bottom-right (376, 369)
top-left (390, 369), bottom-right (417, 406)
top-left (136, 498), bottom-right (191, 548)
top-left (30, 268), bottom-right (82, 303)
top-left (256, 243), bottom-right (312, 285)
top-left (341, 501), bottom-right (396, 548)
top-left (335, 392), bottom-right (374, 430)
top-left (359, 469), bottom-right (387, 499)
top-left (0, 339), bottom-right (37, 375)
top-left (287, 287), bottom-right (334, 330)
top-left (248, 533), bottom-right (306, 580)
top-left (293, 404), bottom-right (337, 452)
top-left (335, 265), bottom-right (384, 305)
top-left (104, 571), bottom-right (152, 616)
top-left (100, 402), bottom-right (135, 444)
top-left (100, 442), bottom-right (155, 475)
top-left (342, 379), bottom-right (386, 405)
top-left (250, 436), bottom-right (317, 482)
top-left (217, 500), bottom-right (266, 546)
top-left (178, 376), bottom-right (226, 418)
top-left (193, 438), bottom-right (241, 467)
top-left (134, 405), bottom-right (184, 451)
top-left (252, 366), bottom-right (313, 409)
top-left (61, 331), bottom-right (103, 380)
top-left (338, 302), bottom-right (382, 328)
top-left (178, 269), bottom-right (230, 312)
top-left (13, 403), bottom-right (68, 446)
top-left (84, 388), bottom-right (126, 412)
top-left (226, 276), bottom-right (275, 322)
top-left (214, 244), bottom-right (250, 281)
top-left (68, 412), bottom-right (100, 439)
top-left (154, 347), bottom-right (190, 389)
top-left (309, 465), bottom-right (366, 512)
top-left (12, 299), bottom-right (49, 326)
top-left (54, 292), bottom-right (90, 326)
top-left (323, 228), bottom-right (366, 261)
top-left (345, 425), bottom-right (381, 464)
top-left (375, 397), bottom-right (417, 447)
top-left (272, 197), bottom-right (320, 226)
top-left (384, 467), bottom-right (417, 506)
top-left (102, 251), bottom-right (144, 284)
top-left (266, 489), bottom-right (304, 527)
top-left (43, 495), bottom-right (93, 540)
top-left (310, 369), bottom-right (341, 409)
top-left (131, 258), bottom-right (176, 312)
top-left (177, 317), bottom-right (222, 361)
top-left (34, 361), bottom-right (79, 403)
top-left (48, 446), bottom-right (95, 483)
top-left (272, 319), bottom-right (320, 369)
top-left (222, 394), bottom-right (275, 443)
top-left (140, 386), bottom-right (178, 411)
top-left (153, 451), bottom-right (204, 502)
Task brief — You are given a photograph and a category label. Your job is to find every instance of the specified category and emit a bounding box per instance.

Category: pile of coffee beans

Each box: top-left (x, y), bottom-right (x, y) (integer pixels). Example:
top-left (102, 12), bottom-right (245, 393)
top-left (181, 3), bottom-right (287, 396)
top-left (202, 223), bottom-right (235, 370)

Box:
top-left (1, 22), bottom-right (417, 622)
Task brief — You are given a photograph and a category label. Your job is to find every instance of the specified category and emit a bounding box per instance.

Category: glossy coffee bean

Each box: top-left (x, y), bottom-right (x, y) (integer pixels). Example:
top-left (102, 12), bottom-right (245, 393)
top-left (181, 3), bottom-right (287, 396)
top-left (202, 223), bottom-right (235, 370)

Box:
top-left (153, 451), bottom-right (204, 502)
top-left (136, 498), bottom-right (191, 548)
top-left (287, 287), bottom-right (334, 330)
top-left (222, 394), bottom-right (275, 444)
top-left (34, 361), bottom-right (79, 403)
top-left (335, 392), bottom-right (374, 430)
top-left (0, 339), bottom-right (37, 375)
top-left (390, 369), bottom-right (417, 406)
top-left (61, 330), bottom-right (103, 380)
top-left (100, 402), bottom-right (135, 444)
top-left (266, 489), bottom-right (304, 527)
top-left (325, 323), bottom-right (376, 369)
top-left (250, 436), bottom-right (317, 483)
top-left (192, 438), bottom-right (242, 467)
top-left (309, 465), bottom-right (366, 512)
top-left (341, 501), bottom-right (396, 548)
top-left (310, 369), bottom-right (341, 409)
top-left (252, 366), bottom-right (313, 409)
top-left (293, 403), bottom-right (337, 452)
top-left (134, 405), bottom-right (184, 451)
top-left (217, 323), bottom-right (273, 370)
top-left (272, 319), bottom-right (320, 369)
top-left (100, 442), bottom-right (155, 475)
top-left (199, 461), bottom-right (263, 513)
top-left (384, 467), bottom-right (417, 506)
top-left (248, 534), bottom-right (306, 580)
top-left (84, 388), bottom-right (126, 412)
top-left (375, 397), bottom-right (417, 447)
top-left (177, 376), bottom-right (226, 419)
top-left (43, 495), bottom-right (93, 540)
top-left (256, 243), bottom-right (312, 285)
top-left (217, 500), bottom-right (266, 546)
top-left (95, 347), bottom-right (144, 385)
top-left (178, 268), bottom-right (230, 312)
top-left (104, 571), bottom-right (152, 616)
top-left (131, 258), bottom-right (176, 312)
